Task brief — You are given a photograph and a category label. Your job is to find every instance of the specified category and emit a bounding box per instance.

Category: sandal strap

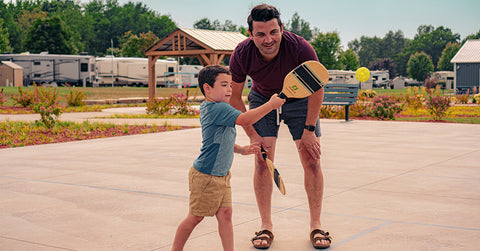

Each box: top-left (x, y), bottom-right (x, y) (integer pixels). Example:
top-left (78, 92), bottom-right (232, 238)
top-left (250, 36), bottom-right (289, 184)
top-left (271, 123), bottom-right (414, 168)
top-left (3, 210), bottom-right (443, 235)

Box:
top-left (251, 229), bottom-right (274, 244)
top-left (310, 229), bottom-right (332, 243)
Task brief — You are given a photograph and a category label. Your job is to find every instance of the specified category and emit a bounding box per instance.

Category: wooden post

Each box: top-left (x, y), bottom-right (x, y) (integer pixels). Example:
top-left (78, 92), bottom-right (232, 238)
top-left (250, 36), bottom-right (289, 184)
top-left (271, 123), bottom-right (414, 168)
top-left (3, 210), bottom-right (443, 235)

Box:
top-left (148, 56), bottom-right (159, 103)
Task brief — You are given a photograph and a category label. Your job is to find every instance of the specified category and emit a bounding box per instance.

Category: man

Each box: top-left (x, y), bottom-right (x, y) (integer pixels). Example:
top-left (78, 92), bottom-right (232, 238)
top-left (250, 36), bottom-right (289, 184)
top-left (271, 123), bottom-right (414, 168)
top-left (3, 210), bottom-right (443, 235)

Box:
top-left (229, 4), bottom-right (331, 249)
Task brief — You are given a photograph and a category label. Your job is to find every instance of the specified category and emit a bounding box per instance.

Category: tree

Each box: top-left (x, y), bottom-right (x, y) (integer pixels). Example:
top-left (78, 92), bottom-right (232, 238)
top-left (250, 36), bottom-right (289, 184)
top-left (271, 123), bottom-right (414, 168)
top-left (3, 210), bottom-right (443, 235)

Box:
top-left (83, 0), bottom-right (175, 55)
top-left (310, 31), bottom-right (342, 69)
top-left (348, 35), bottom-right (382, 67)
top-left (369, 58), bottom-right (397, 79)
top-left (407, 52), bottom-right (434, 82)
top-left (120, 31), bottom-right (158, 57)
top-left (437, 42), bottom-right (461, 71)
top-left (337, 49), bottom-right (359, 70)
top-left (404, 25), bottom-right (460, 70)
top-left (0, 18), bottom-right (12, 52)
top-left (285, 12), bottom-right (313, 41)
top-left (348, 30), bottom-right (408, 70)
top-left (194, 18), bottom-right (214, 30)
top-left (194, 18), bottom-right (243, 32)
top-left (463, 29), bottom-right (480, 43)
top-left (24, 16), bottom-right (78, 54)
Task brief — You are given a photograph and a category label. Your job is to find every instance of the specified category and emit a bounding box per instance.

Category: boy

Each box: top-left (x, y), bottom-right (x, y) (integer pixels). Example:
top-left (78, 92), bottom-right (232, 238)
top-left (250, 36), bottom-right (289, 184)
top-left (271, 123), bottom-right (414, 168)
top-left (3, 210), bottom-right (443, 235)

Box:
top-left (171, 65), bottom-right (285, 251)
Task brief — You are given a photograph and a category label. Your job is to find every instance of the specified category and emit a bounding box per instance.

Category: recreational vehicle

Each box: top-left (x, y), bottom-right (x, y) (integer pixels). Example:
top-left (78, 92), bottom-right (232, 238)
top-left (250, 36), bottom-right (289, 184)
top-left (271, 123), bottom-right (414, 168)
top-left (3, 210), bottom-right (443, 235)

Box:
top-left (95, 57), bottom-right (179, 87)
top-left (178, 65), bottom-right (203, 87)
top-left (0, 53), bottom-right (96, 87)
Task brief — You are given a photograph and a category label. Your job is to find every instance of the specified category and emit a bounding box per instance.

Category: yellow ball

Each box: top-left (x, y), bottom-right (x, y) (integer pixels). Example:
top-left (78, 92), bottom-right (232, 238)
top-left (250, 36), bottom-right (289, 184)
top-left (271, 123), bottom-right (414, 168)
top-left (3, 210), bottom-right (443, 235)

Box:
top-left (355, 67), bottom-right (371, 82)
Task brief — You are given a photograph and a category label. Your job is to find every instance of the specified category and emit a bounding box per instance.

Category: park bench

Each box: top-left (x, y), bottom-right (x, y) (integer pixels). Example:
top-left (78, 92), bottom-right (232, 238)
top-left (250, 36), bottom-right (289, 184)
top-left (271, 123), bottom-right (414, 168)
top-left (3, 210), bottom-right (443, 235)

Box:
top-left (322, 83), bottom-right (360, 121)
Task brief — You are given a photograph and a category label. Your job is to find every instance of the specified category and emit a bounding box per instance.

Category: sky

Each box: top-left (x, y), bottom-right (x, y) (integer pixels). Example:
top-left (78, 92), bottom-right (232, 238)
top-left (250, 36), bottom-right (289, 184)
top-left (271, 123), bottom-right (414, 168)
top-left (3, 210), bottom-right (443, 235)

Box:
top-left (81, 0), bottom-right (478, 48)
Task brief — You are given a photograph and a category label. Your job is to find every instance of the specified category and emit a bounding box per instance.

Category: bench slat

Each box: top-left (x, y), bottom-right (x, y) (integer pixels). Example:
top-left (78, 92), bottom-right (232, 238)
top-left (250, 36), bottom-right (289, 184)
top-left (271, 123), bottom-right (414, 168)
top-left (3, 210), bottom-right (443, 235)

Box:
top-left (325, 83), bottom-right (358, 88)
top-left (324, 93), bottom-right (358, 98)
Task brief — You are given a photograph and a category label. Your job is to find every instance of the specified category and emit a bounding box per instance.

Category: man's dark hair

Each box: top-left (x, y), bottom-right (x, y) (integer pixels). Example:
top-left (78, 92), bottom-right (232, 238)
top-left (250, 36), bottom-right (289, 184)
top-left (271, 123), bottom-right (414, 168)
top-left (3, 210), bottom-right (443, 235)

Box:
top-left (198, 65), bottom-right (230, 96)
top-left (247, 4), bottom-right (282, 33)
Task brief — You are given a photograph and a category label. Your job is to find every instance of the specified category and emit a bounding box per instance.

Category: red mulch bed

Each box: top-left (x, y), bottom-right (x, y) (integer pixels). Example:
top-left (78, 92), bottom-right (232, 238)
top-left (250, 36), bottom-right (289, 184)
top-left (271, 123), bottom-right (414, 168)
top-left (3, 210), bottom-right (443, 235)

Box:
top-left (0, 106), bottom-right (194, 148)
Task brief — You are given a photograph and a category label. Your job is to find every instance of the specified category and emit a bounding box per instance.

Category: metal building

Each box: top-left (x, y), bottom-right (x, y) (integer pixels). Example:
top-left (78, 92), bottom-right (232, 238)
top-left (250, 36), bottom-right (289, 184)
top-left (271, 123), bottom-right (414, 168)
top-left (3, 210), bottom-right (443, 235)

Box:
top-left (451, 39), bottom-right (480, 94)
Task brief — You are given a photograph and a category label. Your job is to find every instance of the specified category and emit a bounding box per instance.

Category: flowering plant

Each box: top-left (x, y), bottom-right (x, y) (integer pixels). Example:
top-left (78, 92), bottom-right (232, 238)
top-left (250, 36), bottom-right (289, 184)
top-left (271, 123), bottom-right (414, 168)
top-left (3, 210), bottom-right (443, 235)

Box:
top-left (12, 87), bottom-right (35, 107)
top-left (146, 90), bottom-right (198, 116)
top-left (32, 86), bottom-right (63, 129)
top-left (0, 88), bottom-right (7, 106)
top-left (425, 95), bottom-right (452, 120)
top-left (371, 95), bottom-right (404, 120)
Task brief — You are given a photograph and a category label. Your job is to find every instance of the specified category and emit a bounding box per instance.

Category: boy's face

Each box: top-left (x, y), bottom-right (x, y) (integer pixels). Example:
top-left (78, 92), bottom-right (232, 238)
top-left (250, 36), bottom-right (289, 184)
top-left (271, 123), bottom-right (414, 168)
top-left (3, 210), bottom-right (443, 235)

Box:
top-left (204, 73), bottom-right (233, 103)
top-left (249, 18), bottom-right (283, 61)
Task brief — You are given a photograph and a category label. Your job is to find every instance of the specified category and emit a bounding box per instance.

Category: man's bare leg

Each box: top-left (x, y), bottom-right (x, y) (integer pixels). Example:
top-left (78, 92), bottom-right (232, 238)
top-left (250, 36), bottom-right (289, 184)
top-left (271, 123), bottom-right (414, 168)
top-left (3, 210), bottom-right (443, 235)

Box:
top-left (252, 137), bottom-right (276, 247)
top-left (295, 138), bottom-right (329, 246)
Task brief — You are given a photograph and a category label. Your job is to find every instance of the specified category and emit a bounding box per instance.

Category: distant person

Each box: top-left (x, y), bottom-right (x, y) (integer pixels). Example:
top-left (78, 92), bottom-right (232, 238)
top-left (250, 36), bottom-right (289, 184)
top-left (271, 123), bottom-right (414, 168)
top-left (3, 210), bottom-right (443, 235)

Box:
top-left (228, 4), bottom-right (332, 249)
top-left (171, 65), bottom-right (285, 251)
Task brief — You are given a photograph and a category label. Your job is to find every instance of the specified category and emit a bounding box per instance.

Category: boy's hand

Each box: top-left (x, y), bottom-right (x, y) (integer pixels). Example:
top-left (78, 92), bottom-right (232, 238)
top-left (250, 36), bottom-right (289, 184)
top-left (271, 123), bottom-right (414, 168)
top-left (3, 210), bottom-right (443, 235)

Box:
top-left (268, 94), bottom-right (286, 110)
top-left (237, 142), bottom-right (261, 155)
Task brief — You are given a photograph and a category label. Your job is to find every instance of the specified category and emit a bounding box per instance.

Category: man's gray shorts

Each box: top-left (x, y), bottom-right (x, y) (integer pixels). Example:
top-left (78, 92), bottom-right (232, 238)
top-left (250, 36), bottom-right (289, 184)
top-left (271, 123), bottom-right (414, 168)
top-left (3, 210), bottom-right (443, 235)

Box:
top-left (248, 89), bottom-right (321, 140)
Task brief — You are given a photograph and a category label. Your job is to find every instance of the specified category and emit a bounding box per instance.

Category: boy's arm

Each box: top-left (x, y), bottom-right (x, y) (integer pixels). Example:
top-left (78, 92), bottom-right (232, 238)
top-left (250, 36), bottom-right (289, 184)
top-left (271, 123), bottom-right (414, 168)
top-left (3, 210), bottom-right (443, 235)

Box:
top-left (234, 143), bottom-right (261, 155)
top-left (230, 80), bottom-right (261, 139)
top-left (235, 94), bottom-right (285, 126)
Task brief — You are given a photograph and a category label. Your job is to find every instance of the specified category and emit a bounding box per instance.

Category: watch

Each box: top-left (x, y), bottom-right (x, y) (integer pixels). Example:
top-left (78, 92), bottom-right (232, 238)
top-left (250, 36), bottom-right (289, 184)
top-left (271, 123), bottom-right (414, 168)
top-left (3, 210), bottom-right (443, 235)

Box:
top-left (304, 125), bottom-right (316, 132)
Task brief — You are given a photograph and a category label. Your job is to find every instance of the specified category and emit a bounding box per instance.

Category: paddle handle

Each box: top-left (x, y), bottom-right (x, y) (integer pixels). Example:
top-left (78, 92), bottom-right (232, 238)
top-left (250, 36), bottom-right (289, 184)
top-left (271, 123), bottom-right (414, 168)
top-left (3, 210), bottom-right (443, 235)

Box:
top-left (278, 92), bottom-right (287, 99)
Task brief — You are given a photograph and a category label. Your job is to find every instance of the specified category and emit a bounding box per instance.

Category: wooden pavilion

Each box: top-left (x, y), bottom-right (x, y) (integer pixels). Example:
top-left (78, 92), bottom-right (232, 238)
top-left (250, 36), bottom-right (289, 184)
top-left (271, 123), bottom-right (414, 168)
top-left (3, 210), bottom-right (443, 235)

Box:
top-left (144, 28), bottom-right (247, 101)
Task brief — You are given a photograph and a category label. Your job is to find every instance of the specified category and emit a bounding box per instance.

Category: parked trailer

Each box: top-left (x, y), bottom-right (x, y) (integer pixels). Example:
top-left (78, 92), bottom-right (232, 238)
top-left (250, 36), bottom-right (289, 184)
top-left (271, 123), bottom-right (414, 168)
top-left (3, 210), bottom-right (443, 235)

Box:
top-left (0, 53), bottom-right (96, 87)
top-left (95, 57), bottom-right (179, 87)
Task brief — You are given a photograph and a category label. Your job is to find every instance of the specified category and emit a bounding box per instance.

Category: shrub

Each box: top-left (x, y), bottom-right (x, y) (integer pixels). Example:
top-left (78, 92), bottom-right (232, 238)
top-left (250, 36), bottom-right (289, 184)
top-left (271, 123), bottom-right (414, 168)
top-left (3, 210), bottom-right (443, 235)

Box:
top-left (371, 95), bottom-right (404, 120)
top-left (425, 76), bottom-right (437, 89)
top-left (66, 85), bottom-right (86, 106)
top-left (473, 93), bottom-right (480, 104)
top-left (350, 95), bottom-right (373, 118)
top-left (425, 95), bottom-right (452, 120)
top-left (0, 88), bottom-right (7, 106)
top-left (402, 87), bottom-right (425, 112)
top-left (319, 105), bottom-right (343, 119)
top-left (359, 89), bottom-right (377, 98)
top-left (456, 89), bottom-right (471, 104)
top-left (32, 86), bottom-right (63, 129)
top-left (146, 96), bottom-right (174, 115)
top-left (170, 90), bottom-right (198, 116)
top-left (146, 90), bottom-right (198, 116)
top-left (12, 87), bottom-right (35, 107)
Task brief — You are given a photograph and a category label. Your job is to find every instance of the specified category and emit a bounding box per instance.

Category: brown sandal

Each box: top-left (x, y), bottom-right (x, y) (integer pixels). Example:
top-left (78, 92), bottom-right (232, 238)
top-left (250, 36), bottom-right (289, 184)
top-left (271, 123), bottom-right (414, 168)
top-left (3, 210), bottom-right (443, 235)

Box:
top-left (310, 229), bottom-right (332, 249)
top-left (251, 229), bottom-right (274, 249)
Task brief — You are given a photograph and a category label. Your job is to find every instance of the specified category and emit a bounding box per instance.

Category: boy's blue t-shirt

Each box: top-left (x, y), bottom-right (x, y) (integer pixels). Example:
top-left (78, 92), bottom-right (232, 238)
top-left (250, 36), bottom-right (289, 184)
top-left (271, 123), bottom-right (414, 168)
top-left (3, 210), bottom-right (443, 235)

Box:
top-left (193, 101), bottom-right (242, 176)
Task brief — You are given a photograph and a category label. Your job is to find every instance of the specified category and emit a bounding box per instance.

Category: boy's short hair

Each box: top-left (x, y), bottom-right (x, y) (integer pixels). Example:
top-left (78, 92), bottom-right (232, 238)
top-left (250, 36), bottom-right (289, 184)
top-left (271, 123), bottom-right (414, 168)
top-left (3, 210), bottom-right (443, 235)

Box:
top-left (247, 4), bottom-right (282, 33)
top-left (198, 65), bottom-right (230, 96)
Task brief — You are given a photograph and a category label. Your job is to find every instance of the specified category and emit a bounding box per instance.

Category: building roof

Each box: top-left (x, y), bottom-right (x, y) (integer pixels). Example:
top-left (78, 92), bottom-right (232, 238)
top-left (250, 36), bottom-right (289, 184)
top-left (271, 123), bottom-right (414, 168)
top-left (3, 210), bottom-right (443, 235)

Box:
top-left (0, 61), bottom-right (23, 70)
top-left (180, 28), bottom-right (247, 51)
top-left (145, 27), bottom-right (247, 54)
top-left (451, 39), bottom-right (480, 63)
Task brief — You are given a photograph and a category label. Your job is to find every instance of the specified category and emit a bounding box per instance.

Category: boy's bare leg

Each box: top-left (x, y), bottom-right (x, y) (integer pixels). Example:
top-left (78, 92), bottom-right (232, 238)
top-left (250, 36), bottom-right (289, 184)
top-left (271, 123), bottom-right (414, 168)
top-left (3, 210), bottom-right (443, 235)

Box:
top-left (216, 207), bottom-right (234, 251)
top-left (171, 213), bottom-right (204, 251)
top-left (295, 138), bottom-right (329, 246)
top-left (252, 137), bottom-right (276, 247)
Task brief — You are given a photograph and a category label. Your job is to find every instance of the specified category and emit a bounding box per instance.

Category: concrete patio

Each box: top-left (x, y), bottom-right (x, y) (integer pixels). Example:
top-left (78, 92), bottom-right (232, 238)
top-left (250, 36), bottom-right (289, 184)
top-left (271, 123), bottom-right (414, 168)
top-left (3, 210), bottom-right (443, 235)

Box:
top-left (1, 114), bottom-right (479, 250)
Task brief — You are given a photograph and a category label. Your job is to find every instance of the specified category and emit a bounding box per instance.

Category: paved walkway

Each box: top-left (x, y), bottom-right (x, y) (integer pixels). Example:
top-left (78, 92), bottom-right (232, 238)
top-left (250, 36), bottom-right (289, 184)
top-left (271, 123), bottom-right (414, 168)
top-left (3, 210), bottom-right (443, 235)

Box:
top-left (1, 108), bottom-right (479, 250)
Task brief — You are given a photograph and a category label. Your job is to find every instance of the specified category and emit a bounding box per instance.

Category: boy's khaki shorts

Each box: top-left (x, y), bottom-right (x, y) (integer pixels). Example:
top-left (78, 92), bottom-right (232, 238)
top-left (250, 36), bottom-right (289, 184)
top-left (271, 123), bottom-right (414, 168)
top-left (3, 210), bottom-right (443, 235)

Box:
top-left (188, 166), bottom-right (232, 217)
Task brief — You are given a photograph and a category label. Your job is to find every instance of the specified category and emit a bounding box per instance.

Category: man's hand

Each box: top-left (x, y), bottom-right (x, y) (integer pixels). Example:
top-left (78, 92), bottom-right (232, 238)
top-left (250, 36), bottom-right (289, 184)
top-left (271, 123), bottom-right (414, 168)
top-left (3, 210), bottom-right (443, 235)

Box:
top-left (298, 131), bottom-right (321, 159)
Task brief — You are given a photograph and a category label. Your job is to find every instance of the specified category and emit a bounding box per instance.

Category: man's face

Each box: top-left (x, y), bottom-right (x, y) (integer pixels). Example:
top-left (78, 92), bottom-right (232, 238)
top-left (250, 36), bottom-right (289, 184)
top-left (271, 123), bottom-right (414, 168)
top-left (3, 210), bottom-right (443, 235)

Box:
top-left (249, 18), bottom-right (283, 61)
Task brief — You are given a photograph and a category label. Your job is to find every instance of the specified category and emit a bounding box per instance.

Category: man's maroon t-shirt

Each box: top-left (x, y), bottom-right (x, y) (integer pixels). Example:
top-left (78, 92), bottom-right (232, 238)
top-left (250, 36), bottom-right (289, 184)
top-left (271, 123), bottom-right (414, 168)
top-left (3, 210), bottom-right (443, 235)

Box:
top-left (229, 31), bottom-right (318, 98)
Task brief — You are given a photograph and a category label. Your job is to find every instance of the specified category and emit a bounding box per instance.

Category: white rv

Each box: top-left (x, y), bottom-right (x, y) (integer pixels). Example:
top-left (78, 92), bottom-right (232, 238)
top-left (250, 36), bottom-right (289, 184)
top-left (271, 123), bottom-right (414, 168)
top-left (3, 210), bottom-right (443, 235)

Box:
top-left (178, 65), bottom-right (203, 87)
top-left (95, 57), bottom-right (179, 87)
top-left (0, 53), bottom-right (96, 87)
